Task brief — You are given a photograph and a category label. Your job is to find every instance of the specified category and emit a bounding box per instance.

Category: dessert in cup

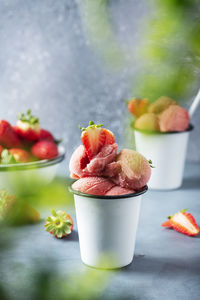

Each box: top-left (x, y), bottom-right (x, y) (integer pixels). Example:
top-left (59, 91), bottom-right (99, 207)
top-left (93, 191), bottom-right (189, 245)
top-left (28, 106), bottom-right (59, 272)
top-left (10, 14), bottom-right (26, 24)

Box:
top-left (69, 121), bottom-right (151, 269)
top-left (127, 96), bottom-right (193, 190)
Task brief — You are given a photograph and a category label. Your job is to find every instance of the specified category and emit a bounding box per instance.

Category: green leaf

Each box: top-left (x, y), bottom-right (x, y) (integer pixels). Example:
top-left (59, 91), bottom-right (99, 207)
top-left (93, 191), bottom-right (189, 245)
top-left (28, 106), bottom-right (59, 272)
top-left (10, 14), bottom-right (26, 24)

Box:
top-left (79, 121), bottom-right (104, 131)
top-left (17, 109), bottom-right (39, 124)
top-left (148, 159), bottom-right (155, 168)
top-left (51, 209), bottom-right (57, 217)
top-left (1, 149), bottom-right (17, 165)
top-left (64, 227), bottom-right (72, 234)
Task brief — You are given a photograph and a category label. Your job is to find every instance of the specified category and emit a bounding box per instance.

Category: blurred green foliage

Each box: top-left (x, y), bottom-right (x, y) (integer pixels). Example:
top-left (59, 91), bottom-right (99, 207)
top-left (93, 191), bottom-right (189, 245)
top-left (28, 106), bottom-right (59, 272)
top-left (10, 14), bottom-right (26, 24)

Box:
top-left (0, 175), bottom-right (110, 300)
top-left (79, 0), bottom-right (200, 102)
top-left (78, 0), bottom-right (125, 69)
top-left (135, 0), bottom-right (200, 101)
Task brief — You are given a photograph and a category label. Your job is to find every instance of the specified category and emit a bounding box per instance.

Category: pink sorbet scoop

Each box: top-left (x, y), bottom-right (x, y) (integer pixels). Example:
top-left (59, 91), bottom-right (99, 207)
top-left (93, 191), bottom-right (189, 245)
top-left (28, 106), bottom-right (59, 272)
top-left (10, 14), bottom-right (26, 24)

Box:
top-left (159, 105), bottom-right (189, 132)
top-left (105, 186), bottom-right (135, 196)
top-left (69, 143), bottom-right (118, 178)
top-left (112, 149), bottom-right (151, 190)
top-left (72, 177), bottom-right (115, 195)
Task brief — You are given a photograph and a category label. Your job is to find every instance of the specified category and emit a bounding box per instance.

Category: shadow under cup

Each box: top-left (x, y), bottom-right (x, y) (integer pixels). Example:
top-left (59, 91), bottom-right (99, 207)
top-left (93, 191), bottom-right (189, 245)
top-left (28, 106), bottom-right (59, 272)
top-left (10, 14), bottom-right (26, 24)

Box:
top-left (69, 185), bottom-right (148, 269)
top-left (134, 125), bottom-right (194, 190)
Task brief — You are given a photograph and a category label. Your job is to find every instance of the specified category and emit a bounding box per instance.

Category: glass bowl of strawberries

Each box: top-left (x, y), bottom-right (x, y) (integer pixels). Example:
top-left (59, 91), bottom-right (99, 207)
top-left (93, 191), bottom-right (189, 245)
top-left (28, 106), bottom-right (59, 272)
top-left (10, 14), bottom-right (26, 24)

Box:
top-left (0, 110), bottom-right (65, 190)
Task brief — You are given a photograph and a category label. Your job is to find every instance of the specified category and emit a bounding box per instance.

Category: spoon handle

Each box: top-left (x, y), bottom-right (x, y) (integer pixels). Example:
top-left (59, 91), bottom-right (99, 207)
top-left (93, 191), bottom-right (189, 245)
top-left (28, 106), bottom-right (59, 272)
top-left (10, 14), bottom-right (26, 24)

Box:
top-left (189, 88), bottom-right (200, 118)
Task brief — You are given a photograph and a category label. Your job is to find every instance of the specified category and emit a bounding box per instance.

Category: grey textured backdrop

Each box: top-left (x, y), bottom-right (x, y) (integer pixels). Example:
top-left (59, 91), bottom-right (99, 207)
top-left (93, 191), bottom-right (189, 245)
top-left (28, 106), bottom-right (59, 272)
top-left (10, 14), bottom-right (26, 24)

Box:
top-left (0, 0), bottom-right (199, 169)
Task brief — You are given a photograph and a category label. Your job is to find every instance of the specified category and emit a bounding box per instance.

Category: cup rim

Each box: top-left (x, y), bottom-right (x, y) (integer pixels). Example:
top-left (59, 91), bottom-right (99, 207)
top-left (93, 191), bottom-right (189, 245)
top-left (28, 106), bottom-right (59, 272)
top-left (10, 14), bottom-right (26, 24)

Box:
top-left (69, 183), bottom-right (148, 200)
top-left (133, 123), bottom-right (194, 135)
top-left (0, 145), bottom-right (65, 172)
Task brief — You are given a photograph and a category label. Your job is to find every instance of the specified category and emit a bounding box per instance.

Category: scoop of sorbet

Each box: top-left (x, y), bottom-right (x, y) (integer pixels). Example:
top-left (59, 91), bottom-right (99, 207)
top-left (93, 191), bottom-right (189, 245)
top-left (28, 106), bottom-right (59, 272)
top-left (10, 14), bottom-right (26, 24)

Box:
top-left (72, 177), bottom-right (115, 195)
top-left (111, 149), bottom-right (151, 190)
top-left (159, 105), bottom-right (189, 132)
top-left (105, 186), bottom-right (135, 196)
top-left (69, 143), bottom-right (118, 178)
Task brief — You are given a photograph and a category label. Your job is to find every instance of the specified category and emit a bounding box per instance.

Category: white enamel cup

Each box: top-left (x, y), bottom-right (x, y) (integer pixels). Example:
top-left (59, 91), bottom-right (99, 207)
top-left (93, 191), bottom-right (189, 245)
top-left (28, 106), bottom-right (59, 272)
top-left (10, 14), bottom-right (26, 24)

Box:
top-left (69, 185), bottom-right (147, 269)
top-left (134, 125), bottom-right (193, 190)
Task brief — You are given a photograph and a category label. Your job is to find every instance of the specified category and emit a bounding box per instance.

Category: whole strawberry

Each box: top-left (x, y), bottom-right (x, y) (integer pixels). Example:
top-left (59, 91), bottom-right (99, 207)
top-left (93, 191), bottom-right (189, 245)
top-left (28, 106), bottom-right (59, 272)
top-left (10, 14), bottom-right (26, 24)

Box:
top-left (0, 120), bottom-right (22, 148)
top-left (1, 148), bottom-right (31, 164)
top-left (9, 148), bottom-right (31, 163)
top-left (39, 129), bottom-right (55, 142)
top-left (31, 140), bottom-right (58, 160)
top-left (162, 209), bottom-right (199, 236)
top-left (44, 210), bottom-right (73, 238)
top-left (14, 109), bottom-right (40, 142)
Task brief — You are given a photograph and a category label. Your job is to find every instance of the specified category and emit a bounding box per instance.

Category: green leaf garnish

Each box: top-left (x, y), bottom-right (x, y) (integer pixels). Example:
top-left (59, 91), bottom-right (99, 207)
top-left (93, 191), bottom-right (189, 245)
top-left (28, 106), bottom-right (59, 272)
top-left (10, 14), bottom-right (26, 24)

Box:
top-left (148, 159), bottom-right (155, 168)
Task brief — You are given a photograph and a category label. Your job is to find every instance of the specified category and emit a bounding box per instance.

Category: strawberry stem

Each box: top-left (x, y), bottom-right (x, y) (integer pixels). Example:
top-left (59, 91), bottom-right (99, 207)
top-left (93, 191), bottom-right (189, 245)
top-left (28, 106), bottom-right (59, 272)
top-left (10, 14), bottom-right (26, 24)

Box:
top-left (79, 121), bottom-right (104, 131)
top-left (18, 109), bottom-right (39, 125)
top-left (44, 210), bottom-right (73, 238)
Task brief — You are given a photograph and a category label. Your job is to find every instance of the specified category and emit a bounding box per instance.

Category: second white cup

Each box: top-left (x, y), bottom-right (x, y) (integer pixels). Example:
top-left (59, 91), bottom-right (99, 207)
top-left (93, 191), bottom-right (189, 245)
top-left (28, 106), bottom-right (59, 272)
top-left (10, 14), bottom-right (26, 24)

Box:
top-left (134, 125), bottom-right (193, 190)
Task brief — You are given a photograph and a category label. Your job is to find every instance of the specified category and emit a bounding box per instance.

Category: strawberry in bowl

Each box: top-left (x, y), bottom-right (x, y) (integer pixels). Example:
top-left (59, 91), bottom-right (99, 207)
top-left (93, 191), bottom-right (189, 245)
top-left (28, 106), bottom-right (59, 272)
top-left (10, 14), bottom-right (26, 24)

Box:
top-left (0, 109), bottom-right (65, 190)
top-left (14, 109), bottom-right (40, 142)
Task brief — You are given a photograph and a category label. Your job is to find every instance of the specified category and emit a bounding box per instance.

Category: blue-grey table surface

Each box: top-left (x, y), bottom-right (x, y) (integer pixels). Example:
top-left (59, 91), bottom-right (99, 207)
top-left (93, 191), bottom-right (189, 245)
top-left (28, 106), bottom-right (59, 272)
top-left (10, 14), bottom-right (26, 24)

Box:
top-left (0, 161), bottom-right (200, 300)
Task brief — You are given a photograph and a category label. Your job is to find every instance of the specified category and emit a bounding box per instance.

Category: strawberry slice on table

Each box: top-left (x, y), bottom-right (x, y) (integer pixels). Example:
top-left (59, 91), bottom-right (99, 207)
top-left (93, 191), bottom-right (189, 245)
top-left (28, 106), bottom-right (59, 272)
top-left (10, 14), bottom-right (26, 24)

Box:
top-left (0, 120), bottom-right (22, 148)
top-left (14, 109), bottom-right (40, 142)
top-left (162, 209), bottom-right (200, 236)
top-left (31, 140), bottom-right (58, 160)
top-left (79, 121), bottom-right (115, 160)
top-left (127, 98), bottom-right (149, 118)
top-left (44, 210), bottom-right (73, 238)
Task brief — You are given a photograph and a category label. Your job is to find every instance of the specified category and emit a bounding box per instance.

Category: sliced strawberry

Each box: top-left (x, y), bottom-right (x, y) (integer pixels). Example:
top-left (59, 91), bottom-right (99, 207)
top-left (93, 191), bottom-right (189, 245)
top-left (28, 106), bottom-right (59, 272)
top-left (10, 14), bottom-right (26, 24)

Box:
top-left (162, 220), bottom-right (172, 228)
top-left (80, 121), bottom-right (106, 160)
top-left (0, 120), bottom-right (22, 148)
top-left (127, 98), bottom-right (149, 118)
top-left (39, 129), bottom-right (55, 142)
top-left (31, 140), bottom-right (58, 160)
top-left (70, 173), bottom-right (80, 179)
top-left (162, 209), bottom-right (199, 236)
top-left (104, 128), bottom-right (115, 145)
top-left (9, 148), bottom-right (31, 163)
top-left (14, 109), bottom-right (40, 142)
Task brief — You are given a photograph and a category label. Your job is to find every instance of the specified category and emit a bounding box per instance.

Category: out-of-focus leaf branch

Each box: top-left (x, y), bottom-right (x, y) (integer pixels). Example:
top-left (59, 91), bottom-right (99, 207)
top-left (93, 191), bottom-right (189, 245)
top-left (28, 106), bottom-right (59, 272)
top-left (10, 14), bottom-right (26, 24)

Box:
top-left (78, 0), bottom-right (126, 69)
top-left (0, 175), bottom-right (110, 300)
top-left (79, 0), bottom-right (200, 102)
top-left (133, 0), bottom-right (200, 102)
